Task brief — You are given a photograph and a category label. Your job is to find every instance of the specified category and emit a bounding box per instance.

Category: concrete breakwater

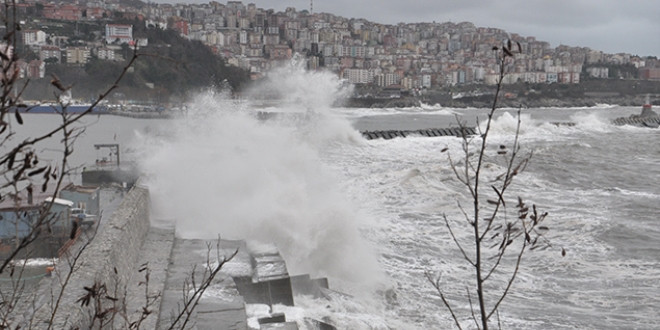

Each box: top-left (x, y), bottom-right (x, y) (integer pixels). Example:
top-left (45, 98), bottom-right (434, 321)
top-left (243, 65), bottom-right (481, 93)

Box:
top-left (361, 123), bottom-right (575, 140)
top-left (17, 182), bottom-right (337, 329)
top-left (361, 126), bottom-right (478, 140)
top-left (611, 115), bottom-right (660, 127)
top-left (361, 117), bottom-right (657, 141)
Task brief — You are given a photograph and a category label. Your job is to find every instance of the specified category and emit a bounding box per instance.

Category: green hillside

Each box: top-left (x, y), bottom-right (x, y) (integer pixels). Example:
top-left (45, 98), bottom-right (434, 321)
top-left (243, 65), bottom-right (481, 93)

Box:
top-left (21, 19), bottom-right (250, 104)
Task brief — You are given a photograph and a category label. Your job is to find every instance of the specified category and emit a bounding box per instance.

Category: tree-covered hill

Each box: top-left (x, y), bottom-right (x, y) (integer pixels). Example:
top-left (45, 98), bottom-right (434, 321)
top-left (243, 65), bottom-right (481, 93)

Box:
top-left (22, 19), bottom-right (250, 104)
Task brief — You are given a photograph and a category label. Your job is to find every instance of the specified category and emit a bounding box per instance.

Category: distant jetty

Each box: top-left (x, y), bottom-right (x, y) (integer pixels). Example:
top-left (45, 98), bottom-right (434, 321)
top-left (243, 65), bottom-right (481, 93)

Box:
top-left (108, 110), bottom-right (173, 119)
top-left (16, 103), bottom-right (175, 119)
top-left (14, 104), bottom-right (108, 114)
top-left (612, 98), bottom-right (660, 128)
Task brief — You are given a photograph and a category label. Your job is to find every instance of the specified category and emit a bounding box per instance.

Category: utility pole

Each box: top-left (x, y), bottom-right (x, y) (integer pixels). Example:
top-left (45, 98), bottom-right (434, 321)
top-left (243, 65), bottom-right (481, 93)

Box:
top-left (310, 0), bottom-right (313, 14)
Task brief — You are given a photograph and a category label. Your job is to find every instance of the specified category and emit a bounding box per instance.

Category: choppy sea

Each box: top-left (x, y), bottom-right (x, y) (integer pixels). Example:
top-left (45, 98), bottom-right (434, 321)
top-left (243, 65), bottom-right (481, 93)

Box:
top-left (134, 100), bottom-right (658, 329)
top-left (10, 67), bottom-right (659, 329)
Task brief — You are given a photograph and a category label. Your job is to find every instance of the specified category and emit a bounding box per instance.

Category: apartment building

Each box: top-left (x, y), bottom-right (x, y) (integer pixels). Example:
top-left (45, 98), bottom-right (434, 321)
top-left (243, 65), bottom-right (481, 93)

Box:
top-left (23, 30), bottom-right (47, 45)
top-left (105, 24), bottom-right (133, 44)
top-left (39, 46), bottom-right (62, 63)
top-left (66, 47), bottom-right (91, 65)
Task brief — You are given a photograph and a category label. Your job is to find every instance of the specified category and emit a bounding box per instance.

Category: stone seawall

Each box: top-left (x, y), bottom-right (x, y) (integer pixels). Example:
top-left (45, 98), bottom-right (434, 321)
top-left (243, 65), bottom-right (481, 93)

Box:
top-left (22, 184), bottom-right (150, 328)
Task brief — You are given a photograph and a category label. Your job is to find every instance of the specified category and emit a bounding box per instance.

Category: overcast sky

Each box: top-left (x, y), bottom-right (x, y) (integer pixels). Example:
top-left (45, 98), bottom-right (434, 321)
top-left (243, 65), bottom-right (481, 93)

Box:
top-left (166, 0), bottom-right (659, 57)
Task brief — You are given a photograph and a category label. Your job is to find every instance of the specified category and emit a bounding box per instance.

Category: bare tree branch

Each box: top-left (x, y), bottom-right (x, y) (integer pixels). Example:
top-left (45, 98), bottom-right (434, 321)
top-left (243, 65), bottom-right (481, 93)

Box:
top-left (430, 40), bottom-right (558, 330)
top-left (166, 240), bottom-right (238, 330)
top-left (425, 271), bottom-right (463, 330)
top-left (443, 214), bottom-right (475, 267)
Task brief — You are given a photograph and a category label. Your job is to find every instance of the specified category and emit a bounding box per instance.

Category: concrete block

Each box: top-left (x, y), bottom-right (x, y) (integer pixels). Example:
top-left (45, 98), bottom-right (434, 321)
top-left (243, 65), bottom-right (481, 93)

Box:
top-left (258, 312), bottom-right (286, 324)
top-left (312, 278), bottom-right (329, 289)
top-left (260, 322), bottom-right (299, 330)
top-left (195, 300), bottom-right (248, 330)
top-left (234, 276), bottom-right (294, 306)
top-left (304, 318), bottom-right (337, 330)
top-left (291, 275), bottom-right (329, 301)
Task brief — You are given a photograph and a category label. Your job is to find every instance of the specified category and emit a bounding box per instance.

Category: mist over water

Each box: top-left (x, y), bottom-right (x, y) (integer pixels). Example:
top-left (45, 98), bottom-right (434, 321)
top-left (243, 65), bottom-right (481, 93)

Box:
top-left (245, 58), bottom-right (353, 111)
top-left (137, 65), bottom-right (379, 284)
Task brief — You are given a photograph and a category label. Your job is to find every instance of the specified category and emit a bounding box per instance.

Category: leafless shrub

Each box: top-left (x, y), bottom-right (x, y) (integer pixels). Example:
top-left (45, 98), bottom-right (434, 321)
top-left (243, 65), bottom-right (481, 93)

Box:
top-left (427, 40), bottom-right (564, 330)
top-left (0, 4), bottom-right (237, 328)
top-left (122, 262), bottom-right (162, 329)
top-left (0, 1), bottom-right (139, 327)
top-left (73, 262), bottom-right (160, 330)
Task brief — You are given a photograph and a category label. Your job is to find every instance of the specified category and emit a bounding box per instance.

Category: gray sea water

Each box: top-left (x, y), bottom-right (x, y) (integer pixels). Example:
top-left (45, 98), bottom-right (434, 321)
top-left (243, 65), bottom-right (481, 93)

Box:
top-left (8, 93), bottom-right (659, 328)
top-left (333, 105), bottom-right (660, 329)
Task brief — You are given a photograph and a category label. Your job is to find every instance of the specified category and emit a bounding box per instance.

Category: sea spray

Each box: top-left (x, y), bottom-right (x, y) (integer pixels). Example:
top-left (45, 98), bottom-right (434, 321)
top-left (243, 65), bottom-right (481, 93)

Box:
top-left (245, 56), bottom-right (353, 111)
top-left (8, 105), bottom-right (657, 328)
top-left (137, 67), bottom-right (381, 286)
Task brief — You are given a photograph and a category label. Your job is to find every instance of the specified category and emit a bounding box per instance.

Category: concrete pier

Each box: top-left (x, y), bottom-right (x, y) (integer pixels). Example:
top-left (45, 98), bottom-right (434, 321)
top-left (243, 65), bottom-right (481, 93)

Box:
top-left (16, 182), bottom-right (336, 329)
top-left (156, 237), bottom-right (249, 330)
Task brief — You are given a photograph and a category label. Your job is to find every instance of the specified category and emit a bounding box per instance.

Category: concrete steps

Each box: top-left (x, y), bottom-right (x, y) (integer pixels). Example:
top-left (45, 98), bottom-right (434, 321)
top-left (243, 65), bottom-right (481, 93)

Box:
top-left (135, 229), bottom-right (334, 330)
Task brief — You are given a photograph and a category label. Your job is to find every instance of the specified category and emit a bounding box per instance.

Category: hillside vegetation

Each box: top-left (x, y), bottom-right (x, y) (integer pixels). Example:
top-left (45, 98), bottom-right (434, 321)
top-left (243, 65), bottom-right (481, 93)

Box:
top-left (22, 19), bottom-right (249, 103)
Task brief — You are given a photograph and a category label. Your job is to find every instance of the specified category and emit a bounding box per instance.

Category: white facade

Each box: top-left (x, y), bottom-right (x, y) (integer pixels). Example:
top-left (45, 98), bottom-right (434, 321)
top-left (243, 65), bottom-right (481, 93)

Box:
top-left (587, 67), bottom-right (609, 79)
top-left (23, 30), bottom-right (47, 45)
top-left (96, 47), bottom-right (121, 61)
top-left (422, 74), bottom-right (432, 88)
top-left (105, 24), bottom-right (133, 44)
top-left (40, 46), bottom-right (61, 62)
top-left (66, 47), bottom-right (91, 65)
top-left (343, 68), bottom-right (373, 84)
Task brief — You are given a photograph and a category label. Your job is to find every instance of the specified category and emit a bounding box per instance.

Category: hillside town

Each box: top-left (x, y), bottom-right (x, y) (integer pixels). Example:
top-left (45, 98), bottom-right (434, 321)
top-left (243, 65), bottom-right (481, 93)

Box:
top-left (11, 0), bottom-right (660, 95)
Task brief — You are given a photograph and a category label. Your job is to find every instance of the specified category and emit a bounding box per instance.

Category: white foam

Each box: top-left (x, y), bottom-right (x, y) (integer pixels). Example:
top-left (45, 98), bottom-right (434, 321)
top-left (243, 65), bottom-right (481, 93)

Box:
top-left (131, 75), bottom-right (658, 328)
top-left (137, 64), bottom-right (382, 285)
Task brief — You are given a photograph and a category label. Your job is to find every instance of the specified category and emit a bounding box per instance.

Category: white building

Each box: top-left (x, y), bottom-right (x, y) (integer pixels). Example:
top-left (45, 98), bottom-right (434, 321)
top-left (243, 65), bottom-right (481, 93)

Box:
top-left (96, 46), bottom-right (122, 61)
top-left (421, 74), bottom-right (432, 88)
top-left (375, 73), bottom-right (399, 87)
top-left (66, 47), bottom-right (91, 65)
top-left (343, 68), bottom-right (373, 84)
top-left (587, 67), bottom-right (609, 79)
top-left (105, 24), bottom-right (133, 44)
top-left (39, 46), bottom-right (61, 62)
top-left (239, 30), bottom-right (248, 44)
top-left (23, 30), bottom-right (47, 45)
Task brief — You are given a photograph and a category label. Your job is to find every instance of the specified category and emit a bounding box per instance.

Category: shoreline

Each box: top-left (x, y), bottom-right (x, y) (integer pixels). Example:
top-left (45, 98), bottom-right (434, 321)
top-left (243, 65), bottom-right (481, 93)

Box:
top-left (18, 98), bottom-right (653, 120)
top-left (343, 95), bottom-right (658, 109)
